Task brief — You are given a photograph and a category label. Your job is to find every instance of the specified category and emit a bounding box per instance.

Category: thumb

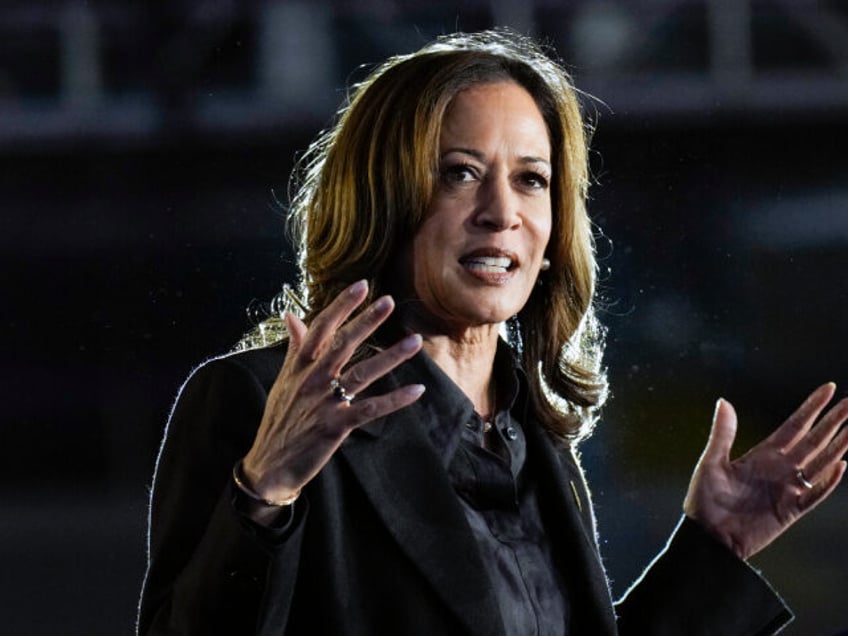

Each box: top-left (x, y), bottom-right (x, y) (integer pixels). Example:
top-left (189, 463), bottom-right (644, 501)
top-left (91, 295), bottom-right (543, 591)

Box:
top-left (702, 398), bottom-right (738, 464)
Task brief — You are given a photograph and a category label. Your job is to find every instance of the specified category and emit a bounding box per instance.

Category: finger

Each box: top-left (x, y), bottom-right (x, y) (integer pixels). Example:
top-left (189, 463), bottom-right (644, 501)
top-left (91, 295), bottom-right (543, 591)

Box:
top-left (801, 424), bottom-right (848, 484)
top-left (767, 382), bottom-right (837, 451)
top-left (344, 383), bottom-right (427, 429)
top-left (285, 311), bottom-right (308, 351)
top-left (320, 295), bottom-right (397, 378)
top-left (341, 333), bottom-right (423, 395)
top-left (701, 398), bottom-right (737, 465)
top-left (788, 396), bottom-right (848, 467)
top-left (299, 279), bottom-right (369, 361)
top-left (799, 460), bottom-right (846, 511)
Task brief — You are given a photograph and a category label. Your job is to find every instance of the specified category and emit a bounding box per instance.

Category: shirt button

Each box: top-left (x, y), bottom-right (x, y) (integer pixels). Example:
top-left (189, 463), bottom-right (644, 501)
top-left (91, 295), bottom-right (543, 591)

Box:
top-left (505, 426), bottom-right (518, 441)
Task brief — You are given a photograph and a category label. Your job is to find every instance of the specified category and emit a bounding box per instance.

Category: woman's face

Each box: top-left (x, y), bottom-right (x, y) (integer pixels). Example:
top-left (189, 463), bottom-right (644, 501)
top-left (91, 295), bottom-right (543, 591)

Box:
top-left (408, 81), bottom-right (553, 332)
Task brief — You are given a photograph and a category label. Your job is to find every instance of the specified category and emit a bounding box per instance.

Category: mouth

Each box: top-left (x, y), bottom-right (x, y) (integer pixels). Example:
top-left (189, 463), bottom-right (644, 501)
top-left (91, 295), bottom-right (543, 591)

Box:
top-left (459, 249), bottom-right (518, 278)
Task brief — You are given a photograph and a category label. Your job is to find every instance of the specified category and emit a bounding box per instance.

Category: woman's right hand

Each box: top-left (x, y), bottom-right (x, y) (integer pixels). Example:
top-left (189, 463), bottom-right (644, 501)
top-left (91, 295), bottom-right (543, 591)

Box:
top-left (240, 280), bottom-right (424, 520)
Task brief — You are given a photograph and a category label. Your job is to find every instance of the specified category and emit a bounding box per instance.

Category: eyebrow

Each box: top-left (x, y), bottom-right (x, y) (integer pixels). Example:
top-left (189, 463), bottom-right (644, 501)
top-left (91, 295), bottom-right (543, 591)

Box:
top-left (441, 147), bottom-right (551, 170)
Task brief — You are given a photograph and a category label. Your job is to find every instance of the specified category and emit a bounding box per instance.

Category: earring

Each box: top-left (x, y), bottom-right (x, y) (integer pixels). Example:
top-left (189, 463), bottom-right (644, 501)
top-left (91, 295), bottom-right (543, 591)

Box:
top-left (540, 258), bottom-right (550, 271)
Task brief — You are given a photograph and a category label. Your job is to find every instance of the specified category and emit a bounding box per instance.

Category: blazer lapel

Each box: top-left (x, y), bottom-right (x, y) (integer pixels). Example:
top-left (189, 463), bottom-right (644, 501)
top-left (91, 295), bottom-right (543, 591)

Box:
top-left (339, 411), bottom-right (505, 635)
top-left (524, 422), bottom-right (619, 635)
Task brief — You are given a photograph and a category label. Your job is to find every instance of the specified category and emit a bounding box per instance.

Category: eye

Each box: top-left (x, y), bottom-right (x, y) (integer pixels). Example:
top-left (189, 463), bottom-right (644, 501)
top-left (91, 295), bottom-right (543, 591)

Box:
top-left (441, 163), bottom-right (479, 184)
top-left (519, 171), bottom-right (550, 190)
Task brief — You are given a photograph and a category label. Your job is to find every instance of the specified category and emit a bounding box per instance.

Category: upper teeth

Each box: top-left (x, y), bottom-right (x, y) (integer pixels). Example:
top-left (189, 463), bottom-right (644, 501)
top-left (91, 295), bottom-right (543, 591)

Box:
top-left (468, 256), bottom-right (512, 269)
top-left (465, 256), bottom-right (512, 274)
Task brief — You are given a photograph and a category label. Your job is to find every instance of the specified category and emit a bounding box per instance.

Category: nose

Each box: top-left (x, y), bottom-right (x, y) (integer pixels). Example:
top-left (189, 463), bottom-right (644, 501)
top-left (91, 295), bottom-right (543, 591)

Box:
top-left (473, 175), bottom-right (521, 231)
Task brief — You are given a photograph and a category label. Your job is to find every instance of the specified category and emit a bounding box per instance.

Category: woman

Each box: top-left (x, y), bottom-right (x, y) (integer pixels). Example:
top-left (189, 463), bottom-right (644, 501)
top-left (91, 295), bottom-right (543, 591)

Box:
top-left (138, 30), bottom-right (848, 635)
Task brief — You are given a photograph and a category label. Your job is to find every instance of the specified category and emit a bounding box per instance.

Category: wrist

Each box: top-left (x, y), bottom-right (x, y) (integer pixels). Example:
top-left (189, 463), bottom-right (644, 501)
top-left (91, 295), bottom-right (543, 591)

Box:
top-left (232, 459), bottom-right (301, 507)
top-left (684, 513), bottom-right (748, 560)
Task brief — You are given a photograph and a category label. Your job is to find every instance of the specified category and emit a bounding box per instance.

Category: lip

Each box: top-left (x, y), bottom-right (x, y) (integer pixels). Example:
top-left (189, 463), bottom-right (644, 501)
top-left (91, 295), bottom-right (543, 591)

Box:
top-left (459, 248), bottom-right (519, 284)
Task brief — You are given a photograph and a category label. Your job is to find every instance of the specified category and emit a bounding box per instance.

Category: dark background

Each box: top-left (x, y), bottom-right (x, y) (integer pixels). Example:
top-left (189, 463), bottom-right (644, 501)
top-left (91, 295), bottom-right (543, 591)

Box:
top-left (2, 1), bottom-right (846, 634)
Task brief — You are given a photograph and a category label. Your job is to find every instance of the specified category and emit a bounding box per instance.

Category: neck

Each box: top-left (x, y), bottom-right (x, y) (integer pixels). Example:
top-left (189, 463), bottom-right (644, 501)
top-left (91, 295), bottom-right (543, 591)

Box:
top-left (420, 325), bottom-right (500, 418)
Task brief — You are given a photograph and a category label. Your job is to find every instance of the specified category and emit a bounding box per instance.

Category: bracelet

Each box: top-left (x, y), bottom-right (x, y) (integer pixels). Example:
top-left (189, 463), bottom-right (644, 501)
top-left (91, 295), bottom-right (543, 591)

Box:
top-left (232, 460), bottom-right (300, 507)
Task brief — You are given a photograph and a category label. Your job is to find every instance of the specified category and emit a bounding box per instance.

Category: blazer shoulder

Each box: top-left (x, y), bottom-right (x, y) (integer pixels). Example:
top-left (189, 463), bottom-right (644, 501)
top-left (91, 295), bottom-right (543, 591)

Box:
top-left (190, 341), bottom-right (288, 394)
top-left (161, 341), bottom-right (288, 455)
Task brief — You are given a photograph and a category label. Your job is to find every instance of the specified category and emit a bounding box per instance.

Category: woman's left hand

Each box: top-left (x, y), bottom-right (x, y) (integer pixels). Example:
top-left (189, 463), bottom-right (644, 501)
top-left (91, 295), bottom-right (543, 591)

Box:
top-left (684, 383), bottom-right (848, 560)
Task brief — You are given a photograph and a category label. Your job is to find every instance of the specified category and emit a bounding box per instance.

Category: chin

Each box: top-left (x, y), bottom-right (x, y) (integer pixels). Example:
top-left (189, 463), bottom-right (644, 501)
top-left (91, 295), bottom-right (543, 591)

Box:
top-left (456, 303), bottom-right (522, 327)
top-left (417, 284), bottom-right (531, 332)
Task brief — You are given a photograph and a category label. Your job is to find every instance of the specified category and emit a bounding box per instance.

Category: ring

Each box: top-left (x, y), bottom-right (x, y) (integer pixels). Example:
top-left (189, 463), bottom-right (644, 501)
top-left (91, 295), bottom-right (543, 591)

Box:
top-left (796, 469), bottom-right (814, 490)
top-left (330, 377), bottom-right (355, 404)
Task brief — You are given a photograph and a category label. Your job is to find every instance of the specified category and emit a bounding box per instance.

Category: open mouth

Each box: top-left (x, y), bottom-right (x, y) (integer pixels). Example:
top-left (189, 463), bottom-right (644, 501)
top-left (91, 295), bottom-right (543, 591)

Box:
top-left (459, 249), bottom-right (518, 277)
top-left (460, 255), bottom-right (514, 274)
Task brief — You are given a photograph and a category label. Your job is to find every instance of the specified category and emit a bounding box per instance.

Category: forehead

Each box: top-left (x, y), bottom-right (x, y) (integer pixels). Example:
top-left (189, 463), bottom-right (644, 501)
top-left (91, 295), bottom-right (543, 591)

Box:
top-left (440, 81), bottom-right (550, 154)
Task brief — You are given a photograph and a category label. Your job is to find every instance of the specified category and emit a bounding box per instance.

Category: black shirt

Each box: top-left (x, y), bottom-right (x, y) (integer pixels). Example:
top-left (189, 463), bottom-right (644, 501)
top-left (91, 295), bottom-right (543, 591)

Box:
top-left (233, 341), bottom-right (571, 634)
top-left (407, 344), bottom-right (570, 635)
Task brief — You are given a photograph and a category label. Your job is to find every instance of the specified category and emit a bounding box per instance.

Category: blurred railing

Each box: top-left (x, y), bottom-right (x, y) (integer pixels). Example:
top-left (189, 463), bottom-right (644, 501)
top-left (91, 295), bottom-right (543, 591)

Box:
top-left (1, 0), bottom-right (847, 148)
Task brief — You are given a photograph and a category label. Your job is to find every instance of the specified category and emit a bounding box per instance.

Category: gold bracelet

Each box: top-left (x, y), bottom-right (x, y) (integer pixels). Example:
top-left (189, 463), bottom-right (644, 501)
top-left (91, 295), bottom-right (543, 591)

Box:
top-left (232, 459), bottom-right (300, 507)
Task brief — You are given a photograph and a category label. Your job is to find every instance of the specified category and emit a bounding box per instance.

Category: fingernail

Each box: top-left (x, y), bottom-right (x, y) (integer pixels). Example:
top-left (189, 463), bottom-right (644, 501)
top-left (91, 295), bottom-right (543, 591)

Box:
top-left (405, 384), bottom-right (426, 398)
top-left (400, 334), bottom-right (422, 352)
top-left (350, 279), bottom-right (368, 295)
top-left (373, 295), bottom-right (394, 313)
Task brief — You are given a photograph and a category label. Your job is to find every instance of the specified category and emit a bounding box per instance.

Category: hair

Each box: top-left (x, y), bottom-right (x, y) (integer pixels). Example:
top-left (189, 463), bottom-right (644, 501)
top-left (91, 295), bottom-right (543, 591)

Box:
top-left (245, 29), bottom-right (608, 442)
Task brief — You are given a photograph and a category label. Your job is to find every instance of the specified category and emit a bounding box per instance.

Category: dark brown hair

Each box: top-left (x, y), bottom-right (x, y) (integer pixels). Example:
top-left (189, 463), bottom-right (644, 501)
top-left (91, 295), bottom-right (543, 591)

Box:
top-left (260, 30), bottom-right (607, 440)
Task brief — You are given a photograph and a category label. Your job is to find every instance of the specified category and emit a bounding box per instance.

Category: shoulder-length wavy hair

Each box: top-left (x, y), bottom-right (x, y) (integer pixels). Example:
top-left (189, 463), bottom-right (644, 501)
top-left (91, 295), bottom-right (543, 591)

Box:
top-left (251, 29), bottom-right (607, 441)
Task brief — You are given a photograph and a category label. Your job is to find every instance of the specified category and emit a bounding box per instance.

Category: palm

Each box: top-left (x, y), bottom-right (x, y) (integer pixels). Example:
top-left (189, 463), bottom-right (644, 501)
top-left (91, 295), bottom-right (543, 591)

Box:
top-left (684, 385), bottom-right (848, 560)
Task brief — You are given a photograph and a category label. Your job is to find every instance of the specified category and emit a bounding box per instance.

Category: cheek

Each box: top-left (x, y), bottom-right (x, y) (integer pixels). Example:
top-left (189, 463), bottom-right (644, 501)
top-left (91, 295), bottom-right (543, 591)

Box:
top-left (531, 210), bottom-right (553, 257)
top-left (411, 226), bottom-right (446, 286)
top-left (538, 216), bottom-right (552, 243)
top-left (414, 209), bottom-right (458, 259)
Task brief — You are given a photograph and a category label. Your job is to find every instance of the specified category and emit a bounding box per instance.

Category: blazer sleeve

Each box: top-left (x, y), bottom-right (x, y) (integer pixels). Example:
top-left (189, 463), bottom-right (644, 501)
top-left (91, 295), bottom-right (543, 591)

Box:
top-left (615, 516), bottom-right (793, 635)
top-left (137, 354), bottom-right (306, 636)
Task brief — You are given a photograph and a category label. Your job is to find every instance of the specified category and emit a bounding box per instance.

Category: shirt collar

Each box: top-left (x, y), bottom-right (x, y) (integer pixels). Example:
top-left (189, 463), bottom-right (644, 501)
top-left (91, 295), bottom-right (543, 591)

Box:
top-left (394, 338), bottom-right (522, 468)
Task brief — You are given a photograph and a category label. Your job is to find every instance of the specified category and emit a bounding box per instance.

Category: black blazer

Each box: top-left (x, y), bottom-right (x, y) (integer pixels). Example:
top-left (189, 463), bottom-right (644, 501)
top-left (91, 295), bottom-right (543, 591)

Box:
top-left (138, 343), bottom-right (792, 635)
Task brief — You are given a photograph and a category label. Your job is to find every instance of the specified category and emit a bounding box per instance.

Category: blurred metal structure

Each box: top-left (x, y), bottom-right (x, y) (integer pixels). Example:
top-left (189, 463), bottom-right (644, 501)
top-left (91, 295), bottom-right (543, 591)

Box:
top-left (3, 4), bottom-right (846, 636)
top-left (1, 0), bottom-right (847, 147)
